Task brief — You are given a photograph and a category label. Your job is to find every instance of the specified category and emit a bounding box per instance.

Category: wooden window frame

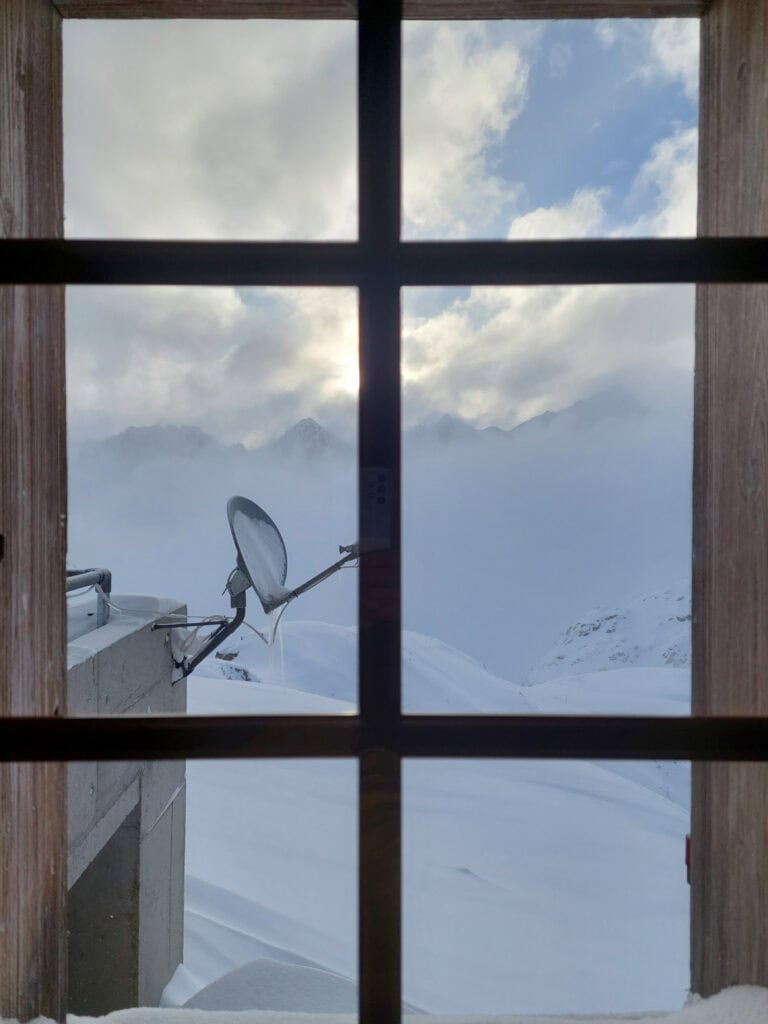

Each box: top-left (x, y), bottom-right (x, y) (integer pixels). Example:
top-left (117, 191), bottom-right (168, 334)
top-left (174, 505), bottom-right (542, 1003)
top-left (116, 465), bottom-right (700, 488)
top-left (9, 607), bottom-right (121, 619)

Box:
top-left (2, 0), bottom-right (768, 1019)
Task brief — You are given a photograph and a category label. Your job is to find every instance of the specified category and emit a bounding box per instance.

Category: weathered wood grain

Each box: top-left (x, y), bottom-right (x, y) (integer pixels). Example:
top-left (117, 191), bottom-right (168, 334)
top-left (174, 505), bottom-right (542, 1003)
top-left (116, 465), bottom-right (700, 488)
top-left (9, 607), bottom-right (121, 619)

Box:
top-left (53, 0), bottom-right (707, 18)
top-left (691, 0), bottom-right (768, 998)
top-left (0, 0), bottom-right (67, 1020)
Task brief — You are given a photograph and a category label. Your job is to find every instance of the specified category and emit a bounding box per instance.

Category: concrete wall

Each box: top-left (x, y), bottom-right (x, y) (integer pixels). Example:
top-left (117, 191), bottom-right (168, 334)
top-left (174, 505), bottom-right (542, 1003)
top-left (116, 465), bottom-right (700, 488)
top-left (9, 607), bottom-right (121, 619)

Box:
top-left (66, 597), bottom-right (187, 1014)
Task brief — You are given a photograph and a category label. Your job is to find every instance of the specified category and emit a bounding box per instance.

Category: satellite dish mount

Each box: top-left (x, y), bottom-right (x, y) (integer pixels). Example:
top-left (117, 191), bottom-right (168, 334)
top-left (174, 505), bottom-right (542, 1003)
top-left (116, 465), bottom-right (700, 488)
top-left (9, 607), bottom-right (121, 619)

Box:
top-left (158, 496), bottom-right (358, 678)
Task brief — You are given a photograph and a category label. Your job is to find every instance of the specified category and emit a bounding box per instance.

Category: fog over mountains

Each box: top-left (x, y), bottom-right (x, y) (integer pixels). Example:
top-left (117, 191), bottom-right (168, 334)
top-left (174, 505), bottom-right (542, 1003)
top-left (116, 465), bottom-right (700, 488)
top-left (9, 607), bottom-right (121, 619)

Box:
top-left (69, 386), bottom-right (691, 682)
top-left (74, 387), bottom-right (649, 463)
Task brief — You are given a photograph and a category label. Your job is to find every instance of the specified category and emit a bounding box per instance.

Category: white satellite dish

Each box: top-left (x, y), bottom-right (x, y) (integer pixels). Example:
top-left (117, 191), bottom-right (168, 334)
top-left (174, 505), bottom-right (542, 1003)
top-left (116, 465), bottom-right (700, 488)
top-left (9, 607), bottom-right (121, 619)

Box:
top-left (227, 496), bottom-right (291, 613)
top-left (159, 495), bottom-right (359, 678)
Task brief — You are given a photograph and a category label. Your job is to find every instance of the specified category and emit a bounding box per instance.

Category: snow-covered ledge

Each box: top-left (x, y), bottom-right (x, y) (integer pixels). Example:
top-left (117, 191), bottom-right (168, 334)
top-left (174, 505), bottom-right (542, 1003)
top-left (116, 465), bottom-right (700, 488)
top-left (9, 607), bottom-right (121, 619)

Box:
top-left (67, 597), bottom-right (187, 1016)
top-left (2, 985), bottom-right (760, 1024)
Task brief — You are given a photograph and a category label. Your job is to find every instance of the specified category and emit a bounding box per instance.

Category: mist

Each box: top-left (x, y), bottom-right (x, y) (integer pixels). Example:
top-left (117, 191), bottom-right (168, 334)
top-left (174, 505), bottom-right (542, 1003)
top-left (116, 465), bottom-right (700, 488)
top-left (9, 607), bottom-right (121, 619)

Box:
top-left (68, 390), bottom-right (692, 686)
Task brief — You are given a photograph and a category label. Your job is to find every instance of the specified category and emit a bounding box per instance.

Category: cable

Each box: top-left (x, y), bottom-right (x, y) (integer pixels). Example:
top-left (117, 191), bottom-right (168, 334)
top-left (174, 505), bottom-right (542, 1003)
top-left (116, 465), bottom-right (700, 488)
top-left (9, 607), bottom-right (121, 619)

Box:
top-left (174, 619), bottom-right (216, 662)
top-left (92, 583), bottom-right (288, 662)
top-left (93, 562), bottom-right (297, 666)
top-left (94, 584), bottom-right (228, 626)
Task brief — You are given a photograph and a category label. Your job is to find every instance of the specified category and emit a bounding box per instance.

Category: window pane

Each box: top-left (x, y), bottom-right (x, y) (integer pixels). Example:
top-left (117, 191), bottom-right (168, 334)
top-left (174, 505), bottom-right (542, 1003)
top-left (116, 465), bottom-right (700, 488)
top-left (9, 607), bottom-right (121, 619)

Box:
top-left (67, 286), bottom-right (358, 713)
top-left (402, 20), bottom-right (698, 240)
top-left (68, 758), bottom-right (357, 1013)
top-left (402, 285), bottom-right (693, 713)
top-left (64, 22), bottom-right (356, 240)
top-left (403, 758), bottom-right (689, 1014)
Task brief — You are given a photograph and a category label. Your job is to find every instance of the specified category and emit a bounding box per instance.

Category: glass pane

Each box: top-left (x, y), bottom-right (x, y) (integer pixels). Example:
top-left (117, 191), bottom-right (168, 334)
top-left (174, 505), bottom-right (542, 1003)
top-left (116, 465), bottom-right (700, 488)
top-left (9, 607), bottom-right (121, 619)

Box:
top-left (402, 285), bottom-right (693, 713)
top-left (67, 758), bottom-right (357, 1013)
top-left (402, 19), bottom-right (698, 239)
top-left (67, 286), bottom-right (358, 713)
top-left (403, 758), bottom-right (689, 1014)
top-left (64, 21), bottom-right (356, 240)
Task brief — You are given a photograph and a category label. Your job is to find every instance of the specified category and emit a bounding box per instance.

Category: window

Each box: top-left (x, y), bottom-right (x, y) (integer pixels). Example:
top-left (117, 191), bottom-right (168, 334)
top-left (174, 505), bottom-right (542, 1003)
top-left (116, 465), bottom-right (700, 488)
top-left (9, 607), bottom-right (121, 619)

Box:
top-left (2, 1), bottom-right (768, 1020)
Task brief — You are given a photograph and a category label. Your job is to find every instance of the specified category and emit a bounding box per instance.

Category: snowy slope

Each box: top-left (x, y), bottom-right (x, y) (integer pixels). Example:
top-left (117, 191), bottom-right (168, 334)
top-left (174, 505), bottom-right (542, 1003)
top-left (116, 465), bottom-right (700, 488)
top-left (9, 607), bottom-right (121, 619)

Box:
top-left (529, 667), bottom-right (689, 718)
top-left (206, 621), bottom-right (533, 713)
top-left (205, 619), bottom-right (690, 809)
top-left (169, 621), bottom-right (690, 1016)
top-left (529, 586), bottom-right (690, 684)
top-left (523, 594), bottom-right (691, 812)
top-left (527, 668), bottom-right (690, 809)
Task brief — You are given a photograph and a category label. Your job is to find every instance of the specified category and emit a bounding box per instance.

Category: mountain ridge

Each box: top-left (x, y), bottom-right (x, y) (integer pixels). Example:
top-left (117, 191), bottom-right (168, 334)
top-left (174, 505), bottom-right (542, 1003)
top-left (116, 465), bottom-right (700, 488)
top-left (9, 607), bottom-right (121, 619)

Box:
top-left (72, 387), bottom-right (647, 462)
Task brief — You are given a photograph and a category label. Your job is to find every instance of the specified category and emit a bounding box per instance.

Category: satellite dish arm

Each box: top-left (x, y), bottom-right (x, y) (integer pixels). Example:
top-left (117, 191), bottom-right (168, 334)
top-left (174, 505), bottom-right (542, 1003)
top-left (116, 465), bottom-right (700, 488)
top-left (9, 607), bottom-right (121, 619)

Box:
top-left (179, 602), bottom-right (245, 678)
top-left (275, 545), bottom-right (359, 608)
top-left (170, 568), bottom-right (250, 678)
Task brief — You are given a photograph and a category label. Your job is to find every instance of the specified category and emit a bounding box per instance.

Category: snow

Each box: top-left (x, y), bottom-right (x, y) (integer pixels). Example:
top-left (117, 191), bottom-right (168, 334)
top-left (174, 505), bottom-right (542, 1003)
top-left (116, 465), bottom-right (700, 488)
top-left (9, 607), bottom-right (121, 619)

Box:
top-left (7, 986), bottom-right (768, 1024)
top-left (158, 618), bottom-right (694, 1016)
top-left (529, 586), bottom-right (691, 684)
top-left (206, 621), bottom-right (534, 713)
top-left (230, 508), bottom-right (291, 611)
top-left (185, 961), bottom-right (357, 1012)
top-left (61, 400), bottom-right (711, 1018)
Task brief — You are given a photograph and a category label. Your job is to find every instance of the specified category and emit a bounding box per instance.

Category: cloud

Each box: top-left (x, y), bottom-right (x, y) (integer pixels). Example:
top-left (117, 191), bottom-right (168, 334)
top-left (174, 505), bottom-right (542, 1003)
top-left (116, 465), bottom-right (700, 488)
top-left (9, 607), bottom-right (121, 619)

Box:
top-left (64, 20), bottom-right (697, 447)
top-left (403, 112), bottom-right (697, 431)
top-left (403, 280), bottom-right (693, 430)
top-left (66, 21), bottom-right (535, 243)
top-left (62, 20), bottom-right (542, 444)
top-left (593, 21), bottom-right (619, 49)
top-left (620, 126), bottom-right (698, 237)
top-left (64, 21), bottom-right (357, 239)
top-left (67, 285), bottom-right (358, 445)
top-left (593, 17), bottom-right (699, 101)
top-left (649, 20), bottom-right (699, 100)
top-left (402, 22), bottom-right (532, 237)
top-left (507, 188), bottom-right (608, 240)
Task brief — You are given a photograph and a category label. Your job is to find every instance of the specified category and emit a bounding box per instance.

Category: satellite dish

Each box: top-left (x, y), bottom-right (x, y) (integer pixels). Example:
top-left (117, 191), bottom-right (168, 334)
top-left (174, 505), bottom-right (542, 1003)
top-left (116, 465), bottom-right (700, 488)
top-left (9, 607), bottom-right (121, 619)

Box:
top-left (227, 496), bottom-right (290, 613)
top-left (157, 494), bottom-right (359, 679)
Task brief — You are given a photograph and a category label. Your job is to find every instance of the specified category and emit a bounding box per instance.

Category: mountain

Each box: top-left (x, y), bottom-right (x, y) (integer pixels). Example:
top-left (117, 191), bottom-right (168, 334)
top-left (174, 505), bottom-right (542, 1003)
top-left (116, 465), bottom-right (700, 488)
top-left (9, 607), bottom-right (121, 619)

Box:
top-left (405, 387), bottom-right (647, 448)
top-left (263, 418), bottom-right (347, 460)
top-left (405, 413), bottom-right (507, 447)
top-left (555, 387), bottom-right (647, 428)
top-left (72, 417), bottom-right (348, 469)
top-left (528, 583), bottom-right (691, 685)
top-left (73, 387), bottom-right (646, 467)
top-left (76, 423), bottom-right (232, 466)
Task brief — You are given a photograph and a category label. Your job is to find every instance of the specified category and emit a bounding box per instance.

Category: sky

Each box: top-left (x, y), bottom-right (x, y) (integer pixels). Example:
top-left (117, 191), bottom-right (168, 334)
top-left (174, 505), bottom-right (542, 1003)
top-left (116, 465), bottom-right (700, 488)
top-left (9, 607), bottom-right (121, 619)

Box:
top-left (61, 31), bottom-right (702, 1003)
top-left (63, 17), bottom-right (699, 445)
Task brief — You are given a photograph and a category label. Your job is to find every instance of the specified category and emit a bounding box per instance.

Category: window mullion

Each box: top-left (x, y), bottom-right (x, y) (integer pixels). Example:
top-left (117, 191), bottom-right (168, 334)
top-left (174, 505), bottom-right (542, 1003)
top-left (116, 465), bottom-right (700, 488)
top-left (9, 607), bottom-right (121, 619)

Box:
top-left (358, 2), bottom-right (403, 1022)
